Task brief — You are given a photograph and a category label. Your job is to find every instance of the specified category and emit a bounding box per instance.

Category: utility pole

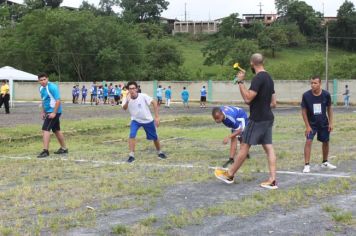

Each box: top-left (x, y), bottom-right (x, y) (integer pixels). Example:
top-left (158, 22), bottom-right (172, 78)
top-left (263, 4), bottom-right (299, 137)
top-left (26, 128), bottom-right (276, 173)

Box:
top-left (184, 3), bottom-right (187, 21)
top-left (325, 24), bottom-right (329, 91)
top-left (257, 2), bottom-right (264, 15)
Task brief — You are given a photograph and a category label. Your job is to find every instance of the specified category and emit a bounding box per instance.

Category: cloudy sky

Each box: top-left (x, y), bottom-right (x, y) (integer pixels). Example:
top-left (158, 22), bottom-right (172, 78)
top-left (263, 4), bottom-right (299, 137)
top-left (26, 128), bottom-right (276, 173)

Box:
top-left (13, 0), bottom-right (356, 20)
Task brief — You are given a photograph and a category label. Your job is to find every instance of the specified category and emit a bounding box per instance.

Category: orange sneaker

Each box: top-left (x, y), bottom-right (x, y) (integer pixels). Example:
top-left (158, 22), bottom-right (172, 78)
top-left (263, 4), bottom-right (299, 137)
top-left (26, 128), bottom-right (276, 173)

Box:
top-left (260, 180), bottom-right (278, 190)
top-left (214, 168), bottom-right (234, 184)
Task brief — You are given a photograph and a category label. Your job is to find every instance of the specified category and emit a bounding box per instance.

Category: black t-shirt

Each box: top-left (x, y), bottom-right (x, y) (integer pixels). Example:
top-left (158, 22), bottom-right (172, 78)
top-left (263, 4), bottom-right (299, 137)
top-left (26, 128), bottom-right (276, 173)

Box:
top-left (301, 89), bottom-right (331, 127)
top-left (249, 71), bottom-right (275, 121)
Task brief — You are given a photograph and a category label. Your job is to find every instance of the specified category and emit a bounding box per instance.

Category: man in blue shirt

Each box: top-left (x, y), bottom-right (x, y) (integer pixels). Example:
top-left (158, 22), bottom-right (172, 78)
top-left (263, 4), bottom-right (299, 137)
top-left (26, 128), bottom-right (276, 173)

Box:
top-left (181, 87), bottom-right (189, 109)
top-left (212, 106), bottom-right (249, 168)
top-left (165, 86), bottom-right (172, 108)
top-left (301, 76), bottom-right (336, 173)
top-left (156, 85), bottom-right (163, 106)
top-left (90, 81), bottom-right (97, 105)
top-left (200, 86), bottom-right (207, 108)
top-left (103, 84), bottom-right (109, 104)
top-left (81, 85), bottom-right (87, 104)
top-left (114, 85), bottom-right (122, 105)
top-left (38, 73), bottom-right (68, 158)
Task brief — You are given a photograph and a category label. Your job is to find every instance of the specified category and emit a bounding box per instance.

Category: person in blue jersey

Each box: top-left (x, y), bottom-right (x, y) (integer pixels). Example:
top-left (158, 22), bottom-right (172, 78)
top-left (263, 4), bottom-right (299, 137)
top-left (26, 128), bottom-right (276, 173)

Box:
top-left (103, 84), bottom-right (109, 104)
top-left (81, 85), bottom-right (88, 104)
top-left (156, 85), bottom-right (163, 106)
top-left (75, 85), bottom-right (80, 104)
top-left (301, 76), bottom-right (336, 173)
top-left (109, 83), bottom-right (115, 106)
top-left (114, 84), bottom-right (122, 105)
top-left (212, 106), bottom-right (249, 168)
top-left (200, 85), bottom-right (207, 108)
top-left (181, 87), bottom-right (189, 109)
top-left (90, 81), bottom-right (97, 105)
top-left (97, 86), bottom-right (103, 105)
top-left (37, 73), bottom-right (68, 158)
top-left (165, 86), bottom-right (172, 108)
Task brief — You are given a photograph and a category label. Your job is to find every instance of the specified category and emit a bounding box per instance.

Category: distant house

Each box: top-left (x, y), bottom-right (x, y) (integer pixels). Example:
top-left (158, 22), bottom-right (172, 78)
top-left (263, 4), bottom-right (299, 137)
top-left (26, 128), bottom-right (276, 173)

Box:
top-left (323, 16), bottom-right (337, 24)
top-left (173, 20), bottom-right (219, 35)
top-left (159, 17), bottom-right (179, 33)
top-left (242, 14), bottom-right (278, 26)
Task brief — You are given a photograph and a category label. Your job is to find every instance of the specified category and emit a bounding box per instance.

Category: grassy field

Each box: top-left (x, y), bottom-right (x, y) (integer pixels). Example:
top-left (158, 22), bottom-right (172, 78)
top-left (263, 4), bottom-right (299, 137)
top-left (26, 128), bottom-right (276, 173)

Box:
top-left (170, 37), bottom-right (353, 80)
top-left (0, 111), bottom-right (355, 235)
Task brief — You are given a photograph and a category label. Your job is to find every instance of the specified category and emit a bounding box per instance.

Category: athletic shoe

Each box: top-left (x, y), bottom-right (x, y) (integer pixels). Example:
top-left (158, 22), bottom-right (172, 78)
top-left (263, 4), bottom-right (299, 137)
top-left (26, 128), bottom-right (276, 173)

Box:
top-left (321, 162), bottom-right (337, 170)
top-left (158, 153), bottom-right (167, 159)
top-left (214, 169), bottom-right (234, 184)
top-left (222, 158), bottom-right (234, 168)
top-left (54, 147), bottom-right (68, 155)
top-left (37, 150), bottom-right (49, 158)
top-left (260, 180), bottom-right (278, 190)
top-left (303, 165), bottom-right (310, 173)
top-left (127, 156), bottom-right (135, 163)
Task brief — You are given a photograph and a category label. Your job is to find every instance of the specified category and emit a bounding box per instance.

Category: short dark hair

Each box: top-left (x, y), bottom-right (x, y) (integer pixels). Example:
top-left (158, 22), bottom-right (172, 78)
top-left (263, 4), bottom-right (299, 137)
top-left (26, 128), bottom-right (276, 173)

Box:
top-left (346, 85), bottom-right (348, 88)
top-left (183, 87), bottom-right (186, 89)
top-left (311, 76), bottom-right (321, 82)
top-left (38, 72), bottom-right (48, 79)
top-left (2, 80), bottom-right (7, 83)
top-left (127, 81), bottom-right (138, 89)
top-left (212, 107), bottom-right (222, 116)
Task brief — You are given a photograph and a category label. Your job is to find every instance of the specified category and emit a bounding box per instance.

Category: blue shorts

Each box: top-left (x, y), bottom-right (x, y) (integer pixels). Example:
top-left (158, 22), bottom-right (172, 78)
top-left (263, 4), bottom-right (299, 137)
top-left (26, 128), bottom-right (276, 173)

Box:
top-left (130, 120), bottom-right (158, 140)
top-left (306, 125), bottom-right (330, 142)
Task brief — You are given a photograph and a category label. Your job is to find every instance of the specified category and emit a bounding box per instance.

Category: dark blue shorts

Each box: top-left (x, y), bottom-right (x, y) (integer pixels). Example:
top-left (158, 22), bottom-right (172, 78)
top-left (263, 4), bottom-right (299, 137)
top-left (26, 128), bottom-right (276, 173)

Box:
top-left (306, 126), bottom-right (330, 142)
top-left (42, 113), bottom-right (61, 132)
top-left (129, 120), bottom-right (158, 140)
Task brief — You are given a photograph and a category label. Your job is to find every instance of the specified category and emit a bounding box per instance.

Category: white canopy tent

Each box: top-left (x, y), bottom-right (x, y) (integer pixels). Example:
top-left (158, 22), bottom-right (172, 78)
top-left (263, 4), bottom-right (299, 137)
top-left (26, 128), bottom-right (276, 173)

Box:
top-left (0, 66), bottom-right (38, 107)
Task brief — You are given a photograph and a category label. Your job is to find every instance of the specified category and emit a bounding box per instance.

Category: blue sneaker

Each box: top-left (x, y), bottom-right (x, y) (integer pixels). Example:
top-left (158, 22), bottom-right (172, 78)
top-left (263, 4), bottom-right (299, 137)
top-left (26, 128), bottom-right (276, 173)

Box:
top-left (127, 156), bottom-right (135, 163)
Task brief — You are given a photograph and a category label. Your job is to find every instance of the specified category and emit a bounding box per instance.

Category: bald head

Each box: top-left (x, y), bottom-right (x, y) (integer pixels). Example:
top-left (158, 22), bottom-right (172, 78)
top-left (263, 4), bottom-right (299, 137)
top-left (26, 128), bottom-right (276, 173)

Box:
top-left (250, 53), bottom-right (264, 66)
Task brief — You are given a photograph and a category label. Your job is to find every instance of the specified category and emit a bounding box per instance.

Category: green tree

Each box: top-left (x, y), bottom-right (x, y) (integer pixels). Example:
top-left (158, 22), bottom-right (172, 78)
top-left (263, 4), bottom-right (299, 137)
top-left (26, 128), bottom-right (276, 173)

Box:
top-left (228, 39), bottom-right (259, 69)
top-left (279, 23), bottom-right (306, 47)
top-left (25, 0), bottom-right (62, 9)
top-left (329, 1), bottom-right (356, 51)
top-left (275, 0), bottom-right (295, 16)
top-left (202, 36), bottom-right (235, 66)
top-left (144, 39), bottom-right (185, 80)
top-left (258, 26), bottom-right (288, 57)
top-left (285, 1), bottom-right (322, 37)
top-left (218, 13), bottom-right (243, 39)
top-left (332, 55), bottom-right (356, 79)
top-left (120, 0), bottom-right (169, 23)
top-left (99, 0), bottom-right (119, 15)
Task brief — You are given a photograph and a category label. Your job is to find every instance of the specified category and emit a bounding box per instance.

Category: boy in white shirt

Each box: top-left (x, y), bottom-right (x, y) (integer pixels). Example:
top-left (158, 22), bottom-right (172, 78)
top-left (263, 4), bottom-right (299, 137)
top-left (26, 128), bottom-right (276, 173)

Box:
top-left (122, 81), bottom-right (167, 163)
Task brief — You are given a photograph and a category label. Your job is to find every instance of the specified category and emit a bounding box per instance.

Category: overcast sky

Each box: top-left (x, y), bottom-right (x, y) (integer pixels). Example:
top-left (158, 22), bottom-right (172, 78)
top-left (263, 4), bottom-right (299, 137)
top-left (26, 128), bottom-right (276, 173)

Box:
top-left (14, 0), bottom-right (356, 20)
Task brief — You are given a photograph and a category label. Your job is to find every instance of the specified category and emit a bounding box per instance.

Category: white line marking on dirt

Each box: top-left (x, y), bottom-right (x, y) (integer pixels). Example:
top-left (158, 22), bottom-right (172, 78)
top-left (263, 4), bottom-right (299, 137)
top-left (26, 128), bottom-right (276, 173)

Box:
top-left (277, 171), bottom-right (351, 178)
top-left (0, 156), bottom-right (352, 178)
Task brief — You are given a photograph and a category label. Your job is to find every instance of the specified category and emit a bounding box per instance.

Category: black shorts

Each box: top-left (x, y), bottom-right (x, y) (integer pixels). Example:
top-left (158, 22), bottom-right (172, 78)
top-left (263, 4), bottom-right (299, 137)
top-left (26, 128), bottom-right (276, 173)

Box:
top-left (42, 113), bottom-right (61, 132)
top-left (242, 120), bottom-right (273, 145)
top-left (200, 96), bottom-right (206, 102)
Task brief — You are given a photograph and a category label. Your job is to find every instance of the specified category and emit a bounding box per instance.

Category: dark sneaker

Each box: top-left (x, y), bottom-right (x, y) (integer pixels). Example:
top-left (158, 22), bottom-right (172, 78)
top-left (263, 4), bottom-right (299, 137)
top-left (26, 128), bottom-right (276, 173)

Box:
top-left (37, 150), bottom-right (49, 158)
top-left (54, 148), bottom-right (68, 155)
top-left (158, 153), bottom-right (167, 159)
top-left (127, 156), bottom-right (135, 163)
top-left (222, 158), bottom-right (234, 168)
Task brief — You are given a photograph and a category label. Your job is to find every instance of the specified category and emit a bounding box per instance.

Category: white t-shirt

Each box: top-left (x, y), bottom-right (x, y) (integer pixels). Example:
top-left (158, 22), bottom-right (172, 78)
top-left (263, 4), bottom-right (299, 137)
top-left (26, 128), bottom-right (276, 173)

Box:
top-left (123, 93), bottom-right (154, 124)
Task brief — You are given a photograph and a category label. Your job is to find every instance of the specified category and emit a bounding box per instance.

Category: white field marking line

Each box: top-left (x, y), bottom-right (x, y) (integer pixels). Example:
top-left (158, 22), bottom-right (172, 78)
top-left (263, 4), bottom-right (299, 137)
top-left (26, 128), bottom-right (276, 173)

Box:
top-left (160, 137), bottom-right (187, 143)
top-left (0, 155), bottom-right (352, 178)
top-left (277, 171), bottom-right (351, 178)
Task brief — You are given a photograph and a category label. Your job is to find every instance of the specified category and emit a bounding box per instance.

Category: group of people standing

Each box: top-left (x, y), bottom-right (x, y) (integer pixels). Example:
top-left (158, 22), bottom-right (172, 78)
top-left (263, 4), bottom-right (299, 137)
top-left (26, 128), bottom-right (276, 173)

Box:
top-left (155, 85), bottom-right (207, 109)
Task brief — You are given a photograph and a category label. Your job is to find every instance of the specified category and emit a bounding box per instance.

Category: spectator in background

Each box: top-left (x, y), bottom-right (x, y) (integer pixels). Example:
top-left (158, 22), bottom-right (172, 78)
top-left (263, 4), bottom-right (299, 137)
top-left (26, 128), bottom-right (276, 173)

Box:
top-left (81, 85), bottom-right (88, 104)
top-left (121, 85), bottom-right (128, 102)
top-left (138, 85), bottom-right (142, 93)
top-left (181, 87), bottom-right (189, 109)
top-left (343, 85), bottom-right (350, 108)
top-left (109, 83), bottom-right (115, 106)
top-left (156, 85), bottom-right (163, 106)
top-left (90, 81), bottom-right (97, 105)
top-left (103, 84), bottom-right (108, 104)
top-left (97, 85), bottom-right (103, 105)
top-left (165, 86), bottom-right (172, 108)
top-left (75, 85), bottom-right (80, 104)
top-left (72, 86), bottom-right (76, 104)
top-left (200, 85), bottom-right (207, 108)
top-left (0, 80), bottom-right (10, 114)
top-left (114, 84), bottom-right (122, 105)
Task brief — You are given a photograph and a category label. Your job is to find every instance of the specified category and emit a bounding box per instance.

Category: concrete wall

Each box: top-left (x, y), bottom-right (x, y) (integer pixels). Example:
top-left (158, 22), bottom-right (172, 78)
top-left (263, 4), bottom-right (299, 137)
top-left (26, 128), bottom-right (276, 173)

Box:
top-left (13, 80), bottom-right (356, 104)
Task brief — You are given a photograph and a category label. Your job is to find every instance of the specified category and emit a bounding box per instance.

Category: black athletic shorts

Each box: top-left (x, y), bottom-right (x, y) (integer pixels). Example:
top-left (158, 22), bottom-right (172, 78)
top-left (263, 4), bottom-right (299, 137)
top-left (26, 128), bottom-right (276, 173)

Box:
top-left (42, 113), bottom-right (61, 132)
top-left (242, 120), bottom-right (273, 145)
top-left (200, 96), bottom-right (207, 102)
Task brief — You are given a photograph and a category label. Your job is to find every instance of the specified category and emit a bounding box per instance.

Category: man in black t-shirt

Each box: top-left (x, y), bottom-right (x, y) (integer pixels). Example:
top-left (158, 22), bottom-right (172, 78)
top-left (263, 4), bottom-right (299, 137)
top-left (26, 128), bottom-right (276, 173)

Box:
top-left (215, 53), bottom-right (278, 189)
top-left (301, 76), bottom-right (336, 173)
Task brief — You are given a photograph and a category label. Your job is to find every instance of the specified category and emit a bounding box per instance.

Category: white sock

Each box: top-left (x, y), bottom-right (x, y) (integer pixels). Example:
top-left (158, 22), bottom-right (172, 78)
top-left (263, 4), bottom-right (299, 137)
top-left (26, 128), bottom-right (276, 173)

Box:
top-left (129, 152), bottom-right (135, 157)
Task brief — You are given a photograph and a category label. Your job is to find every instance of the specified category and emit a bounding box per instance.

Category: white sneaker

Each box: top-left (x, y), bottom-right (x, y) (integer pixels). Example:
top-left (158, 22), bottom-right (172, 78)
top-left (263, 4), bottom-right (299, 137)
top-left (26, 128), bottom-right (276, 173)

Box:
top-left (321, 162), bottom-right (337, 170)
top-left (303, 165), bottom-right (310, 173)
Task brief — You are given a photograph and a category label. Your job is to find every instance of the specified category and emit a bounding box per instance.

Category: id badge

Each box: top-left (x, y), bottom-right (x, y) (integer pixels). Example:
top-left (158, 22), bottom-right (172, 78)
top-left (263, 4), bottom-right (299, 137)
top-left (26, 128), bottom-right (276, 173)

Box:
top-left (313, 103), bottom-right (322, 115)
